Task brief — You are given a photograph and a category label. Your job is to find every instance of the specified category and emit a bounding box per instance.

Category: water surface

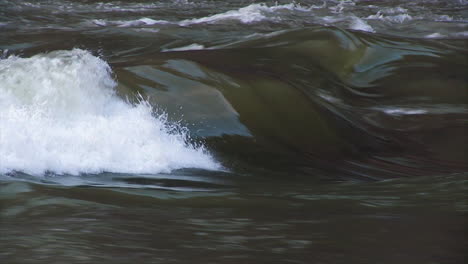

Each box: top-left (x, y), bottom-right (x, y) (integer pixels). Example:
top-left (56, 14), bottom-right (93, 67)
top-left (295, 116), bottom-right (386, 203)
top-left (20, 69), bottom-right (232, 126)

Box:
top-left (1, 1), bottom-right (467, 263)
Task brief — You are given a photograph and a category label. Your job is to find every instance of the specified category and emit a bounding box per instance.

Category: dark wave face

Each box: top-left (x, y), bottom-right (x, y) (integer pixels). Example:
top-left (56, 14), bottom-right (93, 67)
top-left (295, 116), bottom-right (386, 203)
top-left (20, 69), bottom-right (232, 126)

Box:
top-left (1, 1), bottom-right (467, 263)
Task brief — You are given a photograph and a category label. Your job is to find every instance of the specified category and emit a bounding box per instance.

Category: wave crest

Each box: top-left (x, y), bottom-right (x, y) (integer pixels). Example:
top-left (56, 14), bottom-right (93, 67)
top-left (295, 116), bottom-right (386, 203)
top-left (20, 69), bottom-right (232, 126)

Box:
top-left (0, 49), bottom-right (220, 176)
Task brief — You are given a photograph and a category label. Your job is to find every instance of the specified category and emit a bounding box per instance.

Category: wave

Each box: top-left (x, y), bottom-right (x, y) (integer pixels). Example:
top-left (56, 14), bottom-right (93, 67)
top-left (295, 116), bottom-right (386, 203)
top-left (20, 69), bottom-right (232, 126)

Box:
top-left (1, 24), bottom-right (467, 182)
top-left (349, 17), bottom-right (375, 32)
top-left (179, 3), bottom-right (310, 26)
top-left (76, 1), bottom-right (468, 40)
top-left (0, 49), bottom-right (220, 176)
top-left (91, 18), bottom-right (171, 27)
top-left (367, 13), bottom-right (413, 23)
top-left (112, 26), bottom-right (468, 179)
top-left (89, 3), bottom-right (310, 28)
top-left (162, 43), bottom-right (205, 52)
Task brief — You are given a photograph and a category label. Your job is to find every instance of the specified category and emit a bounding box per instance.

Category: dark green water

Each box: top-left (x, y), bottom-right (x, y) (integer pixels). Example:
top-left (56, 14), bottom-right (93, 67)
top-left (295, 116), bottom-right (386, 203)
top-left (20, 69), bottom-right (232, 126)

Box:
top-left (1, 1), bottom-right (467, 263)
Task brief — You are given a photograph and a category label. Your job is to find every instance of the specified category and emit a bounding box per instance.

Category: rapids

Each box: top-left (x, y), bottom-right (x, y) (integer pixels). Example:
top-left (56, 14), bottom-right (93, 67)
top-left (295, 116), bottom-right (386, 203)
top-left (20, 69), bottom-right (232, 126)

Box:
top-left (0, 1), bottom-right (467, 263)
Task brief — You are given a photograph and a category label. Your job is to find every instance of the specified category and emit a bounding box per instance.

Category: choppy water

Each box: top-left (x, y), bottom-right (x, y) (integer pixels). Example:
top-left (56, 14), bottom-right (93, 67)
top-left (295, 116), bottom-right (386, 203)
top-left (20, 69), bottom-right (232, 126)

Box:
top-left (1, 1), bottom-right (467, 263)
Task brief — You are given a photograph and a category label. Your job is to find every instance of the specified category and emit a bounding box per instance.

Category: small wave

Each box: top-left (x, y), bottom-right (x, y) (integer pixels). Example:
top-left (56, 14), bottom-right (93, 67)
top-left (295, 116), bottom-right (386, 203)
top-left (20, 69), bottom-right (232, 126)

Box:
top-left (435, 15), bottom-right (454, 22)
top-left (380, 7), bottom-right (409, 14)
top-left (426, 31), bottom-right (468, 39)
top-left (179, 3), bottom-right (310, 25)
top-left (372, 105), bottom-right (468, 116)
top-left (162, 43), bottom-right (205, 52)
top-left (425, 32), bottom-right (446, 38)
top-left (0, 49), bottom-right (220, 176)
top-left (452, 31), bottom-right (468, 38)
top-left (91, 18), bottom-right (171, 27)
top-left (376, 108), bottom-right (427, 116)
top-left (90, 3), bottom-right (311, 28)
top-left (367, 12), bottom-right (413, 23)
top-left (349, 17), bottom-right (375, 32)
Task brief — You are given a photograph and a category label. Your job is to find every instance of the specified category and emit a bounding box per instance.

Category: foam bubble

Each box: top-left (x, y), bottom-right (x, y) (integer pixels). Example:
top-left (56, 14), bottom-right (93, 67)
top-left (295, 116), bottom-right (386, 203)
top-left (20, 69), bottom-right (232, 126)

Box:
top-left (0, 49), bottom-right (220, 176)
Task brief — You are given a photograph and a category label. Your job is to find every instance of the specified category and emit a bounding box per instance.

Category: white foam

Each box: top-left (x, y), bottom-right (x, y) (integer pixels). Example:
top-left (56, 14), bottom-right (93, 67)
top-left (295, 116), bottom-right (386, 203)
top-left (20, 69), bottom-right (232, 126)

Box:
top-left (425, 32), bottom-right (446, 38)
top-left (373, 105), bottom-right (468, 116)
top-left (0, 49), bottom-right (220, 176)
top-left (382, 7), bottom-right (408, 14)
top-left (179, 3), bottom-right (310, 26)
top-left (134, 28), bottom-right (160, 33)
top-left (349, 17), bottom-right (375, 32)
top-left (380, 108), bottom-right (427, 115)
top-left (118, 17), bottom-right (171, 27)
top-left (435, 15), bottom-right (453, 22)
top-left (367, 12), bottom-right (413, 23)
top-left (88, 3), bottom-right (310, 28)
top-left (163, 43), bottom-right (205, 52)
top-left (91, 18), bottom-right (170, 27)
top-left (329, 0), bottom-right (355, 14)
top-left (87, 3), bottom-right (310, 28)
top-left (426, 31), bottom-right (468, 39)
top-left (91, 19), bottom-right (107, 26)
top-left (386, 14), bottom-right (412, 23)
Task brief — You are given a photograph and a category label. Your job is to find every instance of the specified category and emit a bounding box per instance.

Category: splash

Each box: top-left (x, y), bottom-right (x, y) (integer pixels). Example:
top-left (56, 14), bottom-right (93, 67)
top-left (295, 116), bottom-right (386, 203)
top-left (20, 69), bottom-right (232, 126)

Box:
top-left (0, 49), bottom-right (220, 176)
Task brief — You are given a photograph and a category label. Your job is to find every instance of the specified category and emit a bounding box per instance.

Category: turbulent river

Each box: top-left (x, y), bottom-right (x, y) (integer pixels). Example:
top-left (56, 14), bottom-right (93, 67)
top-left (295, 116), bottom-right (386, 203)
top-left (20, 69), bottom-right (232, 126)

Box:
top-left (1, 0), bottom-right (467, 263)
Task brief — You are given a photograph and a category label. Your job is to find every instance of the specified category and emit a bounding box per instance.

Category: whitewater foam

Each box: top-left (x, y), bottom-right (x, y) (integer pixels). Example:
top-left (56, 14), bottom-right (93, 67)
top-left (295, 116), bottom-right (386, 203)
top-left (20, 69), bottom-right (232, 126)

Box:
top-left (367, 12), bottom-right (413, 23)
top-left (0, 49), bottom-right (220, 176)
top-left (92, 18), bottom-right (170, 27)
top-left (425, 32), bottom-right (446, 38)
top-left (91, 3), bottom-right (312, 28)
top-left (373, 105), bottom-right (468, 116)
top-left (180, 3), bottom-right (310, 25)
top-left (162, 43), bottom-right (205, 52)
top-left (349, 17), bottom-right (375, 32)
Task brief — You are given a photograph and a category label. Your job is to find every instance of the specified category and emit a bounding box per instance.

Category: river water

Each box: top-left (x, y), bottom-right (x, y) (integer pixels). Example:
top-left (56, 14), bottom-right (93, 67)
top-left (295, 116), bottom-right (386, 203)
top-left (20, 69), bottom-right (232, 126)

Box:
top-left (1, 0), bottom-right (467, 263)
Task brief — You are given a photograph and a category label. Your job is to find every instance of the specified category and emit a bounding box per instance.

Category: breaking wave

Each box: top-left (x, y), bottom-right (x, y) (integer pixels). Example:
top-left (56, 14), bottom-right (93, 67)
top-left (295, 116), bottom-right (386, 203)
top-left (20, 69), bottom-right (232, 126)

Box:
top-left (0, 49), bottom-right (220, 176)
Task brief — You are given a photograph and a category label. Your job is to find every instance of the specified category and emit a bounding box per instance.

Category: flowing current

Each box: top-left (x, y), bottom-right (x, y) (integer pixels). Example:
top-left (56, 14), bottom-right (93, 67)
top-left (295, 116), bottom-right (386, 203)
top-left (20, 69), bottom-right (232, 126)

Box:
top-left (0, 1), bottom-right (467, 263)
